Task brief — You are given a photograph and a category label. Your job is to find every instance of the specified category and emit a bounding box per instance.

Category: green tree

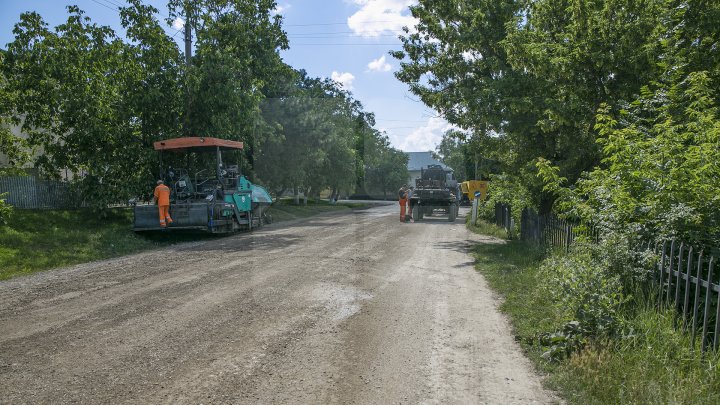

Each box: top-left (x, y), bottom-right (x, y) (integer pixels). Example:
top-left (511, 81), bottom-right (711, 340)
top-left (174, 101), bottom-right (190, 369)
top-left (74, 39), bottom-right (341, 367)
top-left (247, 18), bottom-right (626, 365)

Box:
top-left (434, 130), bottom-right (468, 182)
top-left (392, 0), bottom-right (670, 213)
top-left (365, 135), bottom-right (409, 199)
top-left (167, 0), bottom-right (290, 175)
top-left (1, 4), bottom-right (183, 208)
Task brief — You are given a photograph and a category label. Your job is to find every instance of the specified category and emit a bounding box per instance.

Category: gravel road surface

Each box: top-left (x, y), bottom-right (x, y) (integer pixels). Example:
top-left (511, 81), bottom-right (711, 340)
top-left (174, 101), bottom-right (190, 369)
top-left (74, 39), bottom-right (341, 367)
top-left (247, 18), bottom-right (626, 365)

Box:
top-left (0, 205), bottom-right (555, 404)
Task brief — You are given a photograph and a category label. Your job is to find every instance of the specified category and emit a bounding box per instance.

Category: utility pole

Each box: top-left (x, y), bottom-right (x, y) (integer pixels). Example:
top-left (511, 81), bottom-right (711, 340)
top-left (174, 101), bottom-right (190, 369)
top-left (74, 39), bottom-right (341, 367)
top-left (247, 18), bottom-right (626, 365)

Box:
top-left (183, 2), bottom-right (192, 136)
top-left (183, 10), bottom-right (192, 66)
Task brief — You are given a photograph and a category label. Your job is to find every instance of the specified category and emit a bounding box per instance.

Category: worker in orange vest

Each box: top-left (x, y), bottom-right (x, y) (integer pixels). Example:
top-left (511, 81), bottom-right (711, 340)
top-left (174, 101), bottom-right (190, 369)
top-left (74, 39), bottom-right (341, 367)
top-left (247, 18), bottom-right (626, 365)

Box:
top-left (398, 185), bottom-right (408, 222)
top-left (153, 180), bottom-right (173, 228)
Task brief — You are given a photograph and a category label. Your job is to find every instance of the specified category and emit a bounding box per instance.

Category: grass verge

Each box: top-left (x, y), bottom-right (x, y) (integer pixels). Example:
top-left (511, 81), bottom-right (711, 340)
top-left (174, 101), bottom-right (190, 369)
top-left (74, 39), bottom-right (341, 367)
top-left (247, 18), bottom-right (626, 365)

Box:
top-left (0, 200), bottom-right (363, 281)
top-left (268, 198), bottom-right (363, 223)
top-left (469, 220), bottom-right (720, 404)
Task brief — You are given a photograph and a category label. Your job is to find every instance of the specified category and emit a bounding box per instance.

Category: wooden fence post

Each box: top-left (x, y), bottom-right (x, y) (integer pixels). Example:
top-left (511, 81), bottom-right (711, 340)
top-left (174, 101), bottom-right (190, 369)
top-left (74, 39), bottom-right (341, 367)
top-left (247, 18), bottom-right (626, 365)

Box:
top-left (691, 251), bottom-right (704, 349)
top-left (683, 247), bottom-right (694, 331)
top-left (666, 240), bottom-right (676, 306)
top-left (715, 280), bottom-right (720, 352)
top-left (565, 223), bottom-right (572, 253)
top-left (702, 258), bottom-right (714, 353)
top-left (658, 241), bottom-right (667, 308)
top-left (675, 243), bottom-right (685, 316)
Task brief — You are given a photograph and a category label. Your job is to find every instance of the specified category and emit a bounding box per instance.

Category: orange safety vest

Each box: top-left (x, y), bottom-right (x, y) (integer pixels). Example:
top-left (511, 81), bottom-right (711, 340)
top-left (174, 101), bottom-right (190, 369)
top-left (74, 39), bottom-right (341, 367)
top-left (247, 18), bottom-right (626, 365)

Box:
top-left (154, 184), bottom-right (171, 206)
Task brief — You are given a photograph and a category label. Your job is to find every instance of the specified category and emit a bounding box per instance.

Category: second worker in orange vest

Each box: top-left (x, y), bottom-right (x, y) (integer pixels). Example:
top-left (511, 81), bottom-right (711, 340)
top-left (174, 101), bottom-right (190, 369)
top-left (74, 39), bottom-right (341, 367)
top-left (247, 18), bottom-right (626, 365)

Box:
top-left (398, 185), bottom-right (408, 223)
top-left (153, 180), bottom-right (173, 228)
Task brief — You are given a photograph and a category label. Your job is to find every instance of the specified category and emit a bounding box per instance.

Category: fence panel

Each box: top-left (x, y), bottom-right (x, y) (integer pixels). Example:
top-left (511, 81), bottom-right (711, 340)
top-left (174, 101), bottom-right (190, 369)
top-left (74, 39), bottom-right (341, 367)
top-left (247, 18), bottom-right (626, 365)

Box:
top-left (654, 241), bottom-right (719, 353)
top-left (495, 203), bottom-right (512, 233)
top-left (514, 207), bottom-right (595, 251)
top-left (0, 176), bottom-right (83, 209)
top-left (495, 202), bottom-right (720, 352)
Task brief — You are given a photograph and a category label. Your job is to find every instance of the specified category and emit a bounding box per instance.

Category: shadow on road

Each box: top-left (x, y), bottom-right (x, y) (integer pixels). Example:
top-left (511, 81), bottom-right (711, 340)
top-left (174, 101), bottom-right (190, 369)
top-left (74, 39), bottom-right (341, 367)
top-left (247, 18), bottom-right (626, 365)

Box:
top-left (433, 240), bottom-right (478, 254)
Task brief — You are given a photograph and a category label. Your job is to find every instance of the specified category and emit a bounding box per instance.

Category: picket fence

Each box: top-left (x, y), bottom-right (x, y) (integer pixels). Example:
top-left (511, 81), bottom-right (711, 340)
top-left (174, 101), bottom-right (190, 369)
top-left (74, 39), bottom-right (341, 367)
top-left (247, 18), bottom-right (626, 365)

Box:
top-left (0, 176), bottom-right (84, 209)
top-left (495, 202), bottom-right (719, 352)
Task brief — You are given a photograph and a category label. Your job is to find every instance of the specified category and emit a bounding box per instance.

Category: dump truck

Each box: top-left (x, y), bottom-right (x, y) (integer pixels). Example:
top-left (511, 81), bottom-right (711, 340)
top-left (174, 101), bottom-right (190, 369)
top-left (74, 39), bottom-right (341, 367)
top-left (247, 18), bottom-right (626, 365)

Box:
top-left (410, 164), bottom-right (459, 222)
top-left (133, 137), bottom-right (272, 233)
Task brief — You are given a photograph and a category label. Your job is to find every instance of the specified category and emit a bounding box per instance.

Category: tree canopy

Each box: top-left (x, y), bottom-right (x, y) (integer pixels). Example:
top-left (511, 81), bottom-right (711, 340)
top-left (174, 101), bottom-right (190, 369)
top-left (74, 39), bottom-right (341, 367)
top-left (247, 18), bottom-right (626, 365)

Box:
top-left (393, 0), bottom-right (720, 243)
top-left (0, 0), bottom-right (409, 208)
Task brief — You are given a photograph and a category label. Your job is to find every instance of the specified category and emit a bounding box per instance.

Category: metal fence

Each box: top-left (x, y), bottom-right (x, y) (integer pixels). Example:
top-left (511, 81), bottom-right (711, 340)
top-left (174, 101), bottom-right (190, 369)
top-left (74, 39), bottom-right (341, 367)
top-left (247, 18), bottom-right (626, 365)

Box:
top-left (494, 203), bottom-right (720, 352)
top-left (0, 176), bottom-right (83, 209)
top-left (495, 203), bottom-right (598, 251)
top-left (526, 208), bottom-right (600, 251)
top-left (655, 240), bottom-right (720, 353)
top-left (495, 202), bottom-right (512, 233)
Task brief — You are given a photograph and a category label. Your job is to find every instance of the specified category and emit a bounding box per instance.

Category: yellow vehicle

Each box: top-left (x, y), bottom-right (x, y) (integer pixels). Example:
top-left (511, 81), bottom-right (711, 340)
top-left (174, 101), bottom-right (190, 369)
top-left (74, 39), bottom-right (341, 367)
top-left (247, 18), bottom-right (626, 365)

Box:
top-left (460, 180), bottom-right (489, 205)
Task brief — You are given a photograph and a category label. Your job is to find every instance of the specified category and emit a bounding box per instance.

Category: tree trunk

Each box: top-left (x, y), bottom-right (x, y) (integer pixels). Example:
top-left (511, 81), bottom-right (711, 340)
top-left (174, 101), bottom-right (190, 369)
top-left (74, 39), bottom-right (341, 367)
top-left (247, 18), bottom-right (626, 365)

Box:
top-left (293, 185), bottom-right (300, 205)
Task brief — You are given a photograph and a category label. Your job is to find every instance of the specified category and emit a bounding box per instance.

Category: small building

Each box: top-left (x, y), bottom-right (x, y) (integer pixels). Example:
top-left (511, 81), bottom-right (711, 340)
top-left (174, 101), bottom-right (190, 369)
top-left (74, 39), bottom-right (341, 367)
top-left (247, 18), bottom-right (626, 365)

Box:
top-left (406, 151), bottom-right (451, 186)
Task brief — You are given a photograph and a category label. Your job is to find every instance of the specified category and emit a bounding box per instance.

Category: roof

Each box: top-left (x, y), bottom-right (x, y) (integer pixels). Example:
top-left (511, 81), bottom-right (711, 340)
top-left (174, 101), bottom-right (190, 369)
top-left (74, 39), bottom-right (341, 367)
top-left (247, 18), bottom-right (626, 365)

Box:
top-left (406, 151), bottom-right (449, 171)
top-left (154, 137), bottom-right (244, 152)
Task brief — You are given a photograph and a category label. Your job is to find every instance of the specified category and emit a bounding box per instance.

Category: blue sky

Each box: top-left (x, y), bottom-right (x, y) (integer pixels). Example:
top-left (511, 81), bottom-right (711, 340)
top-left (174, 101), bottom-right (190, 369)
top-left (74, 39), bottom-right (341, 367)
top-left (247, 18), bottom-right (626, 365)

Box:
top-left (0, 0), bottom-right (454, 152)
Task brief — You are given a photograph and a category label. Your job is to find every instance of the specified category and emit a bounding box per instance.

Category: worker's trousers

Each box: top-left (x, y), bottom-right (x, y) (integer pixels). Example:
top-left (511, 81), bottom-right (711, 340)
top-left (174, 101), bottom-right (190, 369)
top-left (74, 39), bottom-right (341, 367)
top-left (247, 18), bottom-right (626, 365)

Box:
top-left (399, 198), bottom-right (407, 222)
top-left (158, 205), bottom-right (173, 227)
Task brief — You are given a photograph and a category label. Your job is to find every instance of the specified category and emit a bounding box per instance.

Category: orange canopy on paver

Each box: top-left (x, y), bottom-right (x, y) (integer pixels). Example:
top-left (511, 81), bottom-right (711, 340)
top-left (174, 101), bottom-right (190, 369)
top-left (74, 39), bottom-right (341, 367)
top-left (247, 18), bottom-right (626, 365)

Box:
top-left (153, 137), bottom-right (244, 152)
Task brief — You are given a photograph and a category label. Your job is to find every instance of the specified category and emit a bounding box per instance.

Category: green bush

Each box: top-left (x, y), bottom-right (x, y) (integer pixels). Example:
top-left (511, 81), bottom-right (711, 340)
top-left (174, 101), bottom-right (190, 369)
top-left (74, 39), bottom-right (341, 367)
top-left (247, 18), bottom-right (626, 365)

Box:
top-left (537, 232), bottom-right (651, 360)
top-left (0, 193), bottom-right (12, 225)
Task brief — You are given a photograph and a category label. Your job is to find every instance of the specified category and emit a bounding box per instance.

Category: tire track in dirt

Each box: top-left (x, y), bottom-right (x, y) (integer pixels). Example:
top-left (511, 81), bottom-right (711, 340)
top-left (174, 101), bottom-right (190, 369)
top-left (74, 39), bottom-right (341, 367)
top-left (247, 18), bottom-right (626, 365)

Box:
top-left (0, 206), bottom-right (556, 404)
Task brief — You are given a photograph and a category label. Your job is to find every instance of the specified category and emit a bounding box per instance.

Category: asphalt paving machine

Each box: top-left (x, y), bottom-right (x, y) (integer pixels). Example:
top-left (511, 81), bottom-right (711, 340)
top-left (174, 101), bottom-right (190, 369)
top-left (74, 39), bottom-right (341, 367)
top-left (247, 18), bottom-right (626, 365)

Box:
top-left (133, 137), bottom-right (272, 233)
top-left (410, 164), bottom-right (459, 222)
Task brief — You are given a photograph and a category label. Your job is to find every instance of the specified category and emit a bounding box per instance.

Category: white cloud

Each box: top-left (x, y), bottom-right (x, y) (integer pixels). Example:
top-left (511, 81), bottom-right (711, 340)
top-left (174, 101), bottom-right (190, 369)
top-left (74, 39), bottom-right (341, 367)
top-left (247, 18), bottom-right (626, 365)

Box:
top-left (347, 0), bottom-right (418, 38)
top-left (397, 117), bottom-right (458, 151)
top-left (331, 71), bottom-right (355, 90)
top-left (172, 17), bottom-right (185, 30)
top-left (272, 3), bottom-right (291, 14)
top-left (367, 55), bottom-right (392, 72)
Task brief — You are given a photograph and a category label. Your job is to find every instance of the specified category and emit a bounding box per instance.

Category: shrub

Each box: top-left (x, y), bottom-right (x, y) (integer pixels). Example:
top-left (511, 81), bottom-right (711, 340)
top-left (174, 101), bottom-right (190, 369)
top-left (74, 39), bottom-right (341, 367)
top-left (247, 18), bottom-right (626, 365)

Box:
top-left (537, 232), bottom-right (650, 360)
top-left (0, 193), bottom-right (13, 225)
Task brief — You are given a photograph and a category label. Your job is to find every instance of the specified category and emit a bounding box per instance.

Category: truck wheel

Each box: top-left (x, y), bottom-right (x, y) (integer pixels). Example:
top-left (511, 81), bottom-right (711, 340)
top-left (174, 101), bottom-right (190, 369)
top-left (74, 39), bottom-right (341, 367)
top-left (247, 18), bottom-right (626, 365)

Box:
top-left (448, 203), bottom-right (457, 222)
top-left (412, 205), bottom-right (420, 221)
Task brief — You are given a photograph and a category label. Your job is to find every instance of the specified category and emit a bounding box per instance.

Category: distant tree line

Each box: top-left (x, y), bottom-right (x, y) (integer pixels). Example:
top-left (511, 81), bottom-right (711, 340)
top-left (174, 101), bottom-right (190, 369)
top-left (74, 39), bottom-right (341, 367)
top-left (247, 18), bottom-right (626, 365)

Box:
top-left (0, 0), bottom-right (408, 209)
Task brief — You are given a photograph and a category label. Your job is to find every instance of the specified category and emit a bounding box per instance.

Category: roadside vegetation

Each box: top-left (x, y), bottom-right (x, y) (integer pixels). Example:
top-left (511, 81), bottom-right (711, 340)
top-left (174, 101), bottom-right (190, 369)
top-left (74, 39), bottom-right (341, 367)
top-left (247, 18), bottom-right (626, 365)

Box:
top-left (403, 2), bottom-right (720, 402)
top-left (1, 0), bottom-right (408, 211)
top-left (0, 201), bottom-right (363, 281)
top-left (469, 220), bottom-right (720, 404)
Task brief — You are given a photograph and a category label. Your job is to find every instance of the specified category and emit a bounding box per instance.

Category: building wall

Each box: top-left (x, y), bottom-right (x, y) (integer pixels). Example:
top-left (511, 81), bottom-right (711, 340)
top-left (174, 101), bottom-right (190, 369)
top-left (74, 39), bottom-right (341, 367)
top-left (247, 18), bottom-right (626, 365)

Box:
top-left (408, 170), bottom-right (421, 187)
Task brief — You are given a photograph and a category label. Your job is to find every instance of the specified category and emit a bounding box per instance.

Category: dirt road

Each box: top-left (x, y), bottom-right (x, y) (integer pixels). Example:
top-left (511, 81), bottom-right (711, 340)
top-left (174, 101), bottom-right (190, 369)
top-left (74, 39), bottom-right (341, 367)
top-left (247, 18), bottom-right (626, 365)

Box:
top-left (0, 205), bottom-right (554, 404)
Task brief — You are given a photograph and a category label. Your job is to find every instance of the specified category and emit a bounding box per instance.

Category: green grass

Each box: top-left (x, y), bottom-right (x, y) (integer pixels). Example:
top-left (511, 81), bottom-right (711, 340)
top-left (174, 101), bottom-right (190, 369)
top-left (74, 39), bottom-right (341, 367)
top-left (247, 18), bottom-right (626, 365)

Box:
top-left (268, 198), bottom-right (362, 223)
top-left (466, 215), bottom-right (509, 239)
top-left (0, 200), bottom-right (364, 280)
top-left (468, 229), bottom-right (559, 370)
top-left (468, 220), bottom-right (720, 404)
top-left (552, 307), bottom-right (720, 404)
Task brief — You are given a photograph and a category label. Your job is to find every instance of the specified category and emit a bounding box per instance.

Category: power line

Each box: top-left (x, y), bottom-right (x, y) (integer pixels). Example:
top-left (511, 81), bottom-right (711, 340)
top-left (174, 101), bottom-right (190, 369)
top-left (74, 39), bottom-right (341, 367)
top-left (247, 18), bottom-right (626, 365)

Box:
top-left (288, 34), bottom-right (402, 39)
top-left (289, 30), bottom-right (405, 35)
top-left (377, 119), bottom-right (429, 122)
top-left (89, 0), bottom-right (118, 12)
top-left (100, 0), bottom-right (123, 7)
top-left (85, 0), bottom-right (182, 41)
top-left (290, 43), bottom-right (401, 46)
top-left (286, 21), bottom-right (394, 27)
